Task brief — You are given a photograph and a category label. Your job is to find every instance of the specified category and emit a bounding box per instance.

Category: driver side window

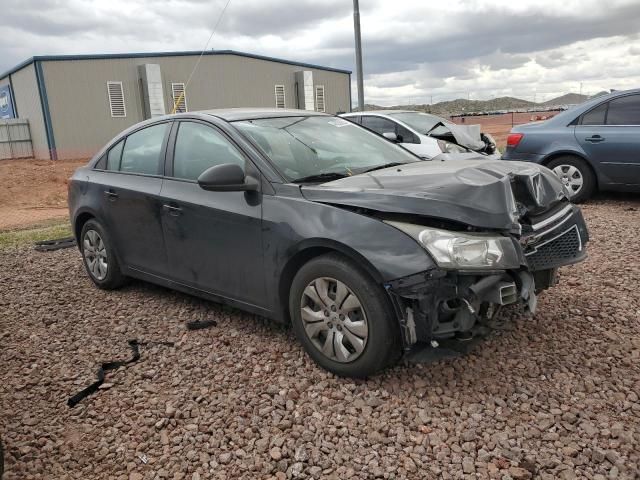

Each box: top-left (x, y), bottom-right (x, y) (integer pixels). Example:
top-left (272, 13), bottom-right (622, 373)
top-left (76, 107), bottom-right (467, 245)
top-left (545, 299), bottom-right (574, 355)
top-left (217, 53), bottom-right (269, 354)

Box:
top-left (361, 116), bottom-right (396, 136)
top-left (396, 124), bottom-right (419, 144)
top-left (172, 122), bottom-right (245, 181)
top-left (361, 116), bottom-right (419, 143)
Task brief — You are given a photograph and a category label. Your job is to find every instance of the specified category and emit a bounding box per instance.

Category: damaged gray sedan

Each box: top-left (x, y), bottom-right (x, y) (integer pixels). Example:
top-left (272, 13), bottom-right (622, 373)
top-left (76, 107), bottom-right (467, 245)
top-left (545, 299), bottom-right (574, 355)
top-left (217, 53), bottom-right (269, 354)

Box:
top-left (68, 109), bottom-right (588, 377)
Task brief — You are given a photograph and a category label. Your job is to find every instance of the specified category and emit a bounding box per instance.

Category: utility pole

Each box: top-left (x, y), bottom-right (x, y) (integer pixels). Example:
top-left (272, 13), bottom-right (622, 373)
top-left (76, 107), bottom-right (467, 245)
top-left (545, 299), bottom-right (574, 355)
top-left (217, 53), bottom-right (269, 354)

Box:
top-left (353, 0), bottom-right (365, 111)
top-left (580, 82), bottom-right (583, 96)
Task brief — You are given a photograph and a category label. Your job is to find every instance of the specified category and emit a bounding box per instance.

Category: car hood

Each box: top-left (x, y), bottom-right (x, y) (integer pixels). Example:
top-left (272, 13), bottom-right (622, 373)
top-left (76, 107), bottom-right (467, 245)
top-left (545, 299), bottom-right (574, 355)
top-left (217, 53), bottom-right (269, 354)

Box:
top-left (300, 158), bottom-right (568, 232)
top-left (428, 122), bottom-right (486, 151)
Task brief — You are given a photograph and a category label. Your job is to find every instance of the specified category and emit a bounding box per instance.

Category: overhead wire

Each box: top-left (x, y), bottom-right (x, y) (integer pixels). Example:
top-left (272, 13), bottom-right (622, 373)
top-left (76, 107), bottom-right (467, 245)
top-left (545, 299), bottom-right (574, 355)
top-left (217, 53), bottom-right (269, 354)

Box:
top-left (171, 0), bottom-right (233, 114)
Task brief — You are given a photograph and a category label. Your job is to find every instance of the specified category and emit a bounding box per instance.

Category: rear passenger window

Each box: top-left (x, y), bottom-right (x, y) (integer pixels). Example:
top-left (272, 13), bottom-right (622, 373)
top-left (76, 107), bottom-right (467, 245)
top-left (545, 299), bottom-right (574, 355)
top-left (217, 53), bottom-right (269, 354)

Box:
top-left (581, 103), bottom-right (607, 126)
top-left (120, 123), bottom-right (169, 175)
top-left (172, 122), bottom-right (245, 181)
top-left (606, 95), bottom-right (640, 125)
top-left (106, 140), bottom-right (124, 171)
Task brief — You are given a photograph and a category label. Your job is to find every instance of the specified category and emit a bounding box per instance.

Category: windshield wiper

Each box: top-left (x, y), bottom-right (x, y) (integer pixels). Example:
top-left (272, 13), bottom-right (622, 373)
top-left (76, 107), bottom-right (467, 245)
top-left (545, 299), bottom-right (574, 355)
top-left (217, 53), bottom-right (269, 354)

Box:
top-left (292, 172), bottom-right (350, 184)
top-left (361, 162), bottom-right (405, 174)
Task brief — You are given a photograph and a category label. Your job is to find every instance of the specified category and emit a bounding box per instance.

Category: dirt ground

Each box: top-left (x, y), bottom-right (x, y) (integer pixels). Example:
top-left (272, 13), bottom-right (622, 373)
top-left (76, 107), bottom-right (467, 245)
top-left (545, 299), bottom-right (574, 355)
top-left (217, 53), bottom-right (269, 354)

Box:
top-left (0, 158), bottom-right (86, 231)
top-left (450, 111), bottom-right (562, 149)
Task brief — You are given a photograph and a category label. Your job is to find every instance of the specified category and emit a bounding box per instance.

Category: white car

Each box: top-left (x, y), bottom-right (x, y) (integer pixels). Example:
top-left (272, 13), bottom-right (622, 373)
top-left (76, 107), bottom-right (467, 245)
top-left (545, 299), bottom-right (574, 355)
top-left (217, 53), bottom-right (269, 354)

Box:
top-left (340, 110), bottom-right (497, 159)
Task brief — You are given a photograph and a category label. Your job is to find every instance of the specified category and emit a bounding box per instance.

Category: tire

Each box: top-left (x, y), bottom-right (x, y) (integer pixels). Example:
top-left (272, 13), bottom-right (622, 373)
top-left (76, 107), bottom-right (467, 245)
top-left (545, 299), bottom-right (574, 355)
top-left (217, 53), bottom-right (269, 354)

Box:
top-left (546, 156), bottom-right (596, 203)
top-left (289, 253), bottom-right (400, 378)
top-left (80, 219), bottom-right (126, 290)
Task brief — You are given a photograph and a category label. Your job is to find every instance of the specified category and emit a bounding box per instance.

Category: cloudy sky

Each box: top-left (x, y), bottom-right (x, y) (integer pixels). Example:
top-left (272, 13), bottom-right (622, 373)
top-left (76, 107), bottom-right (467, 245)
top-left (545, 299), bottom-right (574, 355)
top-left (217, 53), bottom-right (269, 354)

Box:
top-left (2, 0), bottom-right (639, 105)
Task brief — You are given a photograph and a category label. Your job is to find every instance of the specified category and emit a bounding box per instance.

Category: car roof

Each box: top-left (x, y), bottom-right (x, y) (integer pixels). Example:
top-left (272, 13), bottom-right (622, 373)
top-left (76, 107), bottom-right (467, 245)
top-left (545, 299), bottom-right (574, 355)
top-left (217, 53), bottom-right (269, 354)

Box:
top-left (343, 110), bottom-right (414, 116)
top-left (544, 87), bottom-right (640, 126)
top-left (201, 108), bottom-right (329, 122)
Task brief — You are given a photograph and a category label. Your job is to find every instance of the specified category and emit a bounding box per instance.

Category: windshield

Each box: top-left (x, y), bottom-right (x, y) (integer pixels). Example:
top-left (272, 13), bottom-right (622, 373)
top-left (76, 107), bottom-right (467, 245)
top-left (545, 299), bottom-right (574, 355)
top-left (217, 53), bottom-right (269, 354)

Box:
top-left (388, 112), bottom-right (452, 134)
top-left (233, 116), bottom-right (418, 182)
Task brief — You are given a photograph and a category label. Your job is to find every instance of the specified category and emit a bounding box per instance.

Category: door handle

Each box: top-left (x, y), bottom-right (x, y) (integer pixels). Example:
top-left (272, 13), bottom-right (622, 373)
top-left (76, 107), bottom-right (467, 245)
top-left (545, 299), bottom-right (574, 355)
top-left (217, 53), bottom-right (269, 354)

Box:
top-left (104, 189), bottom-right (118, 201)
top-left (162, 204), bottom-right (182, 216)
top-left (585, 135), bottom-right (605, 143)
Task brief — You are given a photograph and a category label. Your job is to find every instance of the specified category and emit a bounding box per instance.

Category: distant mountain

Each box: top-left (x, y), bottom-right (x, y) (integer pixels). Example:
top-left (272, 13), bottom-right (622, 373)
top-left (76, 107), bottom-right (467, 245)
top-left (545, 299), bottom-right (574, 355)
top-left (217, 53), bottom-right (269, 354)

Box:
top-left (540, 93), bottom-right (588, 106)
top-left (363, 91), bottom-right (602, 116)
top-left (365, 96), bottom-right (535, 116)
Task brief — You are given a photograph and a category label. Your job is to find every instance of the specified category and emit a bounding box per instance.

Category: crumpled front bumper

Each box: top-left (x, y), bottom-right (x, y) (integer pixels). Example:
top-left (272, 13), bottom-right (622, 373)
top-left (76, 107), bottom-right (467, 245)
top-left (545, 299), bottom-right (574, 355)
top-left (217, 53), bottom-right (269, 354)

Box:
top-left (385, 203), bottom-right (589, 349)
top-left (385, 269), bottom-right (537, 347)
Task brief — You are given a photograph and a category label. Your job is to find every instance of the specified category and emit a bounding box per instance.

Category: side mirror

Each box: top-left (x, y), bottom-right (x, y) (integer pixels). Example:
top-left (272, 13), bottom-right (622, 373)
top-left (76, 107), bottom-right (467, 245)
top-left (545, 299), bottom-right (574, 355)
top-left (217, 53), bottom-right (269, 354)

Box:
top-left (382, 132), bottom-right (399, 142)
top-left (197, 163), bottom-right (258, 192)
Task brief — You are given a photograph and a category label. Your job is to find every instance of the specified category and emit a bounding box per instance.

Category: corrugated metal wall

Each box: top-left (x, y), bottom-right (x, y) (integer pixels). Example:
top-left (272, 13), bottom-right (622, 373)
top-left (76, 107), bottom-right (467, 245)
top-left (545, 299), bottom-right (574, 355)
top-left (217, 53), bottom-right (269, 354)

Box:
top-left (41, 54), bottom-right (351, 159)
top-left (0, 64), bottom-right (49, 159)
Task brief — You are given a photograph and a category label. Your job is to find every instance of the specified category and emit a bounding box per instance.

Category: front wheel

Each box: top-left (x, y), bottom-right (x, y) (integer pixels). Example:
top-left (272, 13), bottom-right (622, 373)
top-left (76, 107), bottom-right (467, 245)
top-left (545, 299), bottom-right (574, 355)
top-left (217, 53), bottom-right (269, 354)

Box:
top-left (80, 219), bottom-right (126, 290)
top-left (547, 156), bottom-right (596, 203)
top-left (289, 253), bottom-right (400, 377)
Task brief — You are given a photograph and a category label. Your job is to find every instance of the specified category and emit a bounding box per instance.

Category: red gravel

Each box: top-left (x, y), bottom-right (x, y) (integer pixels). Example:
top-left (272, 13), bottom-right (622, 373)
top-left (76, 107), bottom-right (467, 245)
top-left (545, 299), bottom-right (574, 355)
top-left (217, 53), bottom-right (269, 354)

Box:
top-left (0, 196), bottom-right (639, 479)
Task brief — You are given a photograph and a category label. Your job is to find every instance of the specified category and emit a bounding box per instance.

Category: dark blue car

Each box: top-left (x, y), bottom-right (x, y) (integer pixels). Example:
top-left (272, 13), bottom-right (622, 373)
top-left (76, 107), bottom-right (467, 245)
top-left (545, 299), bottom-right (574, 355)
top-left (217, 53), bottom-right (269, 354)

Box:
top-left (503, 89), bottom-right (640, 202)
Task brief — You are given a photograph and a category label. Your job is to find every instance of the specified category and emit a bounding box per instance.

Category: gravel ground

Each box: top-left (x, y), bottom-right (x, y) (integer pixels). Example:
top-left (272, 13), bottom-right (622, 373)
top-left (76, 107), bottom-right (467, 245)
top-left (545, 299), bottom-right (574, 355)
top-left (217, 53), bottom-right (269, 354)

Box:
top-left (1, 197), bottom-right (639, 480)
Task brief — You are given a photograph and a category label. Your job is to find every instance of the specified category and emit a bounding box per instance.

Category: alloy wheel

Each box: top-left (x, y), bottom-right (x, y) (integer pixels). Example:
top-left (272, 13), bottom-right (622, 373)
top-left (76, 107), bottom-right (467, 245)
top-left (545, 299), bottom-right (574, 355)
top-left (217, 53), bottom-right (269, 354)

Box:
top-left (552, 164), bottom-right (583, 197)
top-left (83, 229), bottom-right (108, 281)
top-left (300, 277), bottom-right (368, 363)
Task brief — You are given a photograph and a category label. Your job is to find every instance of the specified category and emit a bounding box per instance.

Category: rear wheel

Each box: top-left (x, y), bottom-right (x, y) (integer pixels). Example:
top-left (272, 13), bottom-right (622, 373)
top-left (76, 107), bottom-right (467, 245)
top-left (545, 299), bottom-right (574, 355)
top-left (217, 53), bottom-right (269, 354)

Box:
top-left (547, 156), bottom-right (595, 203)
top-left (289, 253), bottom-right (400, 377)
top-left (80, 219), bottom-right (126, 289)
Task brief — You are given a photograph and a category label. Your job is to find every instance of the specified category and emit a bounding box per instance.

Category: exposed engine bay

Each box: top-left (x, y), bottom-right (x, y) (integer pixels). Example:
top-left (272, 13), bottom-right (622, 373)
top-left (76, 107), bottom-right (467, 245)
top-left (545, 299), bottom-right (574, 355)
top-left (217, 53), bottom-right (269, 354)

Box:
top-left (384, 201), bottom-right (588, 349)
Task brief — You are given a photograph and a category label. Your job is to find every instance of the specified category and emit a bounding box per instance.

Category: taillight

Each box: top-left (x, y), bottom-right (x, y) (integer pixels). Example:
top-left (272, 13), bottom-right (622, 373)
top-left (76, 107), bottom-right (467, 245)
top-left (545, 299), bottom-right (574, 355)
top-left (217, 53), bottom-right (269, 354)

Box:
top-left (506, 133), bottom-right (524, 148)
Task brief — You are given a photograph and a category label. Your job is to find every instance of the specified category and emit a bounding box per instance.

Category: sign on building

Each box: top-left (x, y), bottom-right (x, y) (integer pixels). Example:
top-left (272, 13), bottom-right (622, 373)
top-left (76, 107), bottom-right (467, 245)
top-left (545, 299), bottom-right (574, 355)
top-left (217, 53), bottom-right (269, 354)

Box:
top-left (0, 85), bottom-right (16, 119)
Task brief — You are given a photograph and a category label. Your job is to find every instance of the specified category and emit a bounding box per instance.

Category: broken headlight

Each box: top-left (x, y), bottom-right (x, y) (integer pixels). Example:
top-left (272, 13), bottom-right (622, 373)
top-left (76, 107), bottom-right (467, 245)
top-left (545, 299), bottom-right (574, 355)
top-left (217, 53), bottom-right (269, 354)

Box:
top-left (385, 221), bottom-right (520, 270)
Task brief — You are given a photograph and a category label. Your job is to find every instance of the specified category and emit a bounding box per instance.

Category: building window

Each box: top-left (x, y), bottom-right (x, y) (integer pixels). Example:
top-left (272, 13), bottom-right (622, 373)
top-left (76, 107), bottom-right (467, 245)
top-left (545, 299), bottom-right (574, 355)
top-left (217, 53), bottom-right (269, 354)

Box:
top-left (107, 81), bottom-right (126, 117)
top-left (315, 85), bottom-right (326, 112)
top-left (171, 83), bottom-right (188, 113)
top-left (275, 85), bottom-right (286, 109)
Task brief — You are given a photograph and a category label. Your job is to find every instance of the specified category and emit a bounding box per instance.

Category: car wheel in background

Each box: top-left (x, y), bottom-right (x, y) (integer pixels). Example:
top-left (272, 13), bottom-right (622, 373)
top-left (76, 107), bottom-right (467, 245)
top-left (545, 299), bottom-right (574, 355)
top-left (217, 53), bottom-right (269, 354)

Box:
top-left (547, 156), bottom-right (596, 203)
top-left (289, 253), bottom-right (400, 378)
top-left (80, 219), bottom-right (126, 290)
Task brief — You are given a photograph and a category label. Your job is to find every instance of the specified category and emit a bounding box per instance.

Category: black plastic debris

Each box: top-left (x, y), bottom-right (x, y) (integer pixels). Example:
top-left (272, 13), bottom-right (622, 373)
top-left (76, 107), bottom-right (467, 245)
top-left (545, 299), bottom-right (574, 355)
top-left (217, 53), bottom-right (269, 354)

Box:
top-left (67, 339), bottom-right (174, 408)
top-left (34, 237), bottom-right (76, 252)
top-left (185, 319), bottom-right (217, 331)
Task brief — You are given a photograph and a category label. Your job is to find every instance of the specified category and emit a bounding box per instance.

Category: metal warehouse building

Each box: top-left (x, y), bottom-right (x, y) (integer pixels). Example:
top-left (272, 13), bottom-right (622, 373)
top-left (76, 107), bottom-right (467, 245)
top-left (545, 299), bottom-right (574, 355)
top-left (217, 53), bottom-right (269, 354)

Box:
top-left (0, 50), bottom-right (352, 160)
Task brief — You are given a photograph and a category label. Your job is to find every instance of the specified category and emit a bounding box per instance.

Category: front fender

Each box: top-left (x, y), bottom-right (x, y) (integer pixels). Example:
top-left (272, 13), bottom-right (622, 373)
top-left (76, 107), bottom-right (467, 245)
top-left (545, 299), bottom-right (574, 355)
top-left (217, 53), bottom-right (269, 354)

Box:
top-left (262, 193), bottom-right (435, 316)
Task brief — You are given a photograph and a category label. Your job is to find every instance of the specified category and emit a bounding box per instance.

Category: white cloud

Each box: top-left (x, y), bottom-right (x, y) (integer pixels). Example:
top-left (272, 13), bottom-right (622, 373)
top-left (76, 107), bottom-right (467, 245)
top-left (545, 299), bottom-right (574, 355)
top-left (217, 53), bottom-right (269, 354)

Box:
top-left (1, 0), bottom-right (638, 105)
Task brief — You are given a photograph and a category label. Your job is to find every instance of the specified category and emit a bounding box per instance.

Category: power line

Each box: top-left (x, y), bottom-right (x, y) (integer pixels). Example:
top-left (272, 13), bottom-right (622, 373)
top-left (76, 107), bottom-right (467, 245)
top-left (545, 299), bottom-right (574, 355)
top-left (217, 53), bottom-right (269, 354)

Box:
top-left (172, 0), bottom-right (233, 114)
